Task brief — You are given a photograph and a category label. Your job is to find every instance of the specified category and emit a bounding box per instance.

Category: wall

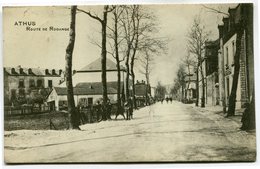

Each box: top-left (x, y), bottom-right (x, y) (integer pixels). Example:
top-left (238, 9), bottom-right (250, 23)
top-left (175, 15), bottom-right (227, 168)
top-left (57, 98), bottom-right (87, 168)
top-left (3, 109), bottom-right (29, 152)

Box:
top-left (5, 75), bottom-right (45, 100)
top-left (44, 76), bottom-right (62, 88)
top-left (206, 72), bottom-right (219, 106)
top-left (223, 32), bottom-right (248, 109)
top-left (47, 89), bottom-right (117, 111)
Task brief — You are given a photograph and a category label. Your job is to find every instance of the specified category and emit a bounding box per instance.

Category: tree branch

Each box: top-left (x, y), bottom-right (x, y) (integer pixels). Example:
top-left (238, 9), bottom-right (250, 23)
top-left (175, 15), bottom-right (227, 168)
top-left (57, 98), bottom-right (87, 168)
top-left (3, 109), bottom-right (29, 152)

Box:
top-left (202, 5), bottom-right (229, 17)
top-left (77, 8), bottom-right (103, 23)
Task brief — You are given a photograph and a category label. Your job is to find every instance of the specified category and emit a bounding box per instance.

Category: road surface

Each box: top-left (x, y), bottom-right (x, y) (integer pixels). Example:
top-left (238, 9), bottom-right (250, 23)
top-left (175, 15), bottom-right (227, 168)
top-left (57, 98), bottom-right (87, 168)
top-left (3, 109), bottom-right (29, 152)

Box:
top-left (4, 101), bottom-right (256, 163)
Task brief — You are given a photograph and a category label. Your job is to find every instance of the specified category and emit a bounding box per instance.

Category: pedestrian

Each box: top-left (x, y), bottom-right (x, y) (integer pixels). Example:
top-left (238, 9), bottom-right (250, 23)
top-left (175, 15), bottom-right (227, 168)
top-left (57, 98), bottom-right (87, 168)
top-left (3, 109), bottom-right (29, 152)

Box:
top-left (107, 99), bottom-right (112, 120)
top-left (166, 97), bottom-right (169, 104)
top-left (170, 97), bottom-right (172, 103)
top-left (95, 101), bottom-right (102, 122)
top-left (129, 98), bottom-right (133, 119)
top-left (115, 103), bottom-right (126, 120)
top-left (161, 98), bottom-right (164, 104)
top-left (124, 101), bottom-right (130, 120)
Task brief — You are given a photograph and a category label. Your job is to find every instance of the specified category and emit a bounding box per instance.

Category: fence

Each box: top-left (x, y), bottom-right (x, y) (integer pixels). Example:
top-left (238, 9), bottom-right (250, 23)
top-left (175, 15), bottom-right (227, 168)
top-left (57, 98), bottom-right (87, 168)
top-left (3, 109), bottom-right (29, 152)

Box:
top-left (4, 103), bottom-right (119, 130)
top-left (4, 105), bottom-right (50, 116)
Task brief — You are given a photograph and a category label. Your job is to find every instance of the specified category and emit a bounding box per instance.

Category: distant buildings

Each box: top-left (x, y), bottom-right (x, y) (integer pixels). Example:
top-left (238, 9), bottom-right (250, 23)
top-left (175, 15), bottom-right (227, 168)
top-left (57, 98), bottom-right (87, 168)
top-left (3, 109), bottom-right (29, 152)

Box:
top-left (184, 74), bottom-right (197, 102)
top-left (135, 80), bottom-right (150, 106)
top-left (203, 40), bottom-right (219, 106)
top-left (47, 58), bottom-right (130, 110)
top-left (4, 65), bottom-right (64, 105)
top-left (46, 82), bottom-right (119, 111)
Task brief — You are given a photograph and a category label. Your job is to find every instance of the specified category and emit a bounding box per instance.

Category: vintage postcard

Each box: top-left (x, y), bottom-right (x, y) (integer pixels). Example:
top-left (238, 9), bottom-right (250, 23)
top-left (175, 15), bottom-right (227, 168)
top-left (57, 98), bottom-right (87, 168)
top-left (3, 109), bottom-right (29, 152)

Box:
top-left (3, 3), bottom-right (256, 163)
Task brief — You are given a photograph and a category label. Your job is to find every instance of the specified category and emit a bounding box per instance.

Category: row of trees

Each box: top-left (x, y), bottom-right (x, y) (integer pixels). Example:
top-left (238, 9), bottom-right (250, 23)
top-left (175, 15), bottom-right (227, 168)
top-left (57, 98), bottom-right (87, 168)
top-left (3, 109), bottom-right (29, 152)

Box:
top-left (65, 5), bottom-right (167, 129)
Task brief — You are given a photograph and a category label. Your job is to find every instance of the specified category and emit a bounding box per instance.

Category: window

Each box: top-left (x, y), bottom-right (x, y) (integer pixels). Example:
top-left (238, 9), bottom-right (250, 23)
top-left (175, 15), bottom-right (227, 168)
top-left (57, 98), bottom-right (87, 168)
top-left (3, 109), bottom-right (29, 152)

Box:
top-left (48, 80), bottom-right (53, 88)
top-left (226, 77), bottom-right (230, 98)
top-left (19, 79), bottom-right (24, 88)
top-left (79, 98), bottom-right (87, 106)
top-left (37, 79), bottom-right (43, 87)
top-left (225, 47), bottom-right (229, 66)
top-left (29, 79), bottom-right (35, 88)
top-left (232, 41), bottom-right (235, 64)
top-left (11, 89), bottom-right (16, 100)
top-left (88, 98), bottom-right (93, 105)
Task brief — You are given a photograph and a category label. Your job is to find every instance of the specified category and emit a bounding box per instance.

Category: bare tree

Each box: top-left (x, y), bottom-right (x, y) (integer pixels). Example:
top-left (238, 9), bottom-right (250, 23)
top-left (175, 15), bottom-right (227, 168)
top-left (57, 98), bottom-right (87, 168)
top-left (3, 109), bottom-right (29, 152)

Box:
top-left (120, 5), bottom-right (168, 108)
top-left (187, 15), bottom-right (209, 108)
top-left (182, 53), bottom-right (195, 91)
top-left (119, 5), bottom-right (137, 103)
top-left (107, 6), bottom-right (126, 114)
top-left (65, 6), bottom-right (80, 129)
top-left (139, 49), bottom-right (154, 86)
top-left (155, 81), bottom-right (166, 100)
top-left (77, 6), bottom-right (114, 120)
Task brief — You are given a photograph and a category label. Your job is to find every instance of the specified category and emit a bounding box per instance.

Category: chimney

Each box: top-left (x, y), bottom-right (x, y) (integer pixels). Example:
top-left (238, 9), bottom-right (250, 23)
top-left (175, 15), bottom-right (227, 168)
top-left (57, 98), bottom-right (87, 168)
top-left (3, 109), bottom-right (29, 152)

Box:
top-left (28, 68), bottom-right (33, 75)
top-left (222, 17), bottom-right (229, 35)
top-left (59, 69), bottom-right (62, 75)
top-left (11, 68), bottom-right (16, 74)
top-left (19, 68), bottom-right (23, 74)
top-left (73, 70), bottom-right (77, 75)
top-left (218, 25), bottom-right (224, 39)
top-left (52, 69), bottom-right (56, 75)
top-left (45, 69), bottom-right (49, 75)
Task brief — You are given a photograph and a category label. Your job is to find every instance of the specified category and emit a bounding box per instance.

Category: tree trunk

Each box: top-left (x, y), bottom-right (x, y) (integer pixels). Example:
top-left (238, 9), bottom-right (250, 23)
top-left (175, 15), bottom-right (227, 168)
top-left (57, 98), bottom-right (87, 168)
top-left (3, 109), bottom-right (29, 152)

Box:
top-left (131, 68), bottom-right (137, 109)
top-left (227, 27), bottom-right (244, 116)
top-left (130, 59), bottom-right (137, 109)
top-left (114, 11), bottom-right (122, 113)
top-left (125, 45), bottom-right (131, 101)
top-left (200, 64), bottom-right (205, 108)
top-left (195, 66), bottom-right (199, 106)
top-left (65, 6), bottom-right (80, 130)
top-left (101, 6), bottom-right (109, 120)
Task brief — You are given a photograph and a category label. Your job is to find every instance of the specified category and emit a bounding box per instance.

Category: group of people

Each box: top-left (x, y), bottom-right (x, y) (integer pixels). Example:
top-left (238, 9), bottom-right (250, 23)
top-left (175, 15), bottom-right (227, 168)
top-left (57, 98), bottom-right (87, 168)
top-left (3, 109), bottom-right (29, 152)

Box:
top-left (78, 98), bottom-right (134, 123)
top-left (160, 97), bottom-right (173, 104)
top-left (115, 98), bottom-right (134, 120)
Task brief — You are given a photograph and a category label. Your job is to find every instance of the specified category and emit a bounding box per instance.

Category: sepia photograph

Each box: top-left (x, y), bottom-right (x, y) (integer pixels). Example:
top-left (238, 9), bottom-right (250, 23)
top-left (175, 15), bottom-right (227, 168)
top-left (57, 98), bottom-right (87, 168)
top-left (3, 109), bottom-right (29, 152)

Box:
top-left (2, 1), bottom-right (257, 164)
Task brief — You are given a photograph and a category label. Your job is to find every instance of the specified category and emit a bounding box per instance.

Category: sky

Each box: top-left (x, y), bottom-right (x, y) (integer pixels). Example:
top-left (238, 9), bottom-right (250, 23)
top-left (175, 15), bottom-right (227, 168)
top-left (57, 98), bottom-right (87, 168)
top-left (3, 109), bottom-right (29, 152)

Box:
top-left (3, 4), bottom-right (238, 87)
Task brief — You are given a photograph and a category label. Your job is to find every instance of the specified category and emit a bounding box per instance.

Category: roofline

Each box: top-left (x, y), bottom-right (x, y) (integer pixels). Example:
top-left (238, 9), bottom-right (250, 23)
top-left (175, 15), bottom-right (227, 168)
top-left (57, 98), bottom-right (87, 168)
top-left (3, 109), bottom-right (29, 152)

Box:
top-left (76, 69), bottom-right (126, 73)
top-left (5, 74), bottom-right (61, 77)
top-left (53, 87), bottom-right (118, 96)
top-left (55, 93), bottom-right (118, 96)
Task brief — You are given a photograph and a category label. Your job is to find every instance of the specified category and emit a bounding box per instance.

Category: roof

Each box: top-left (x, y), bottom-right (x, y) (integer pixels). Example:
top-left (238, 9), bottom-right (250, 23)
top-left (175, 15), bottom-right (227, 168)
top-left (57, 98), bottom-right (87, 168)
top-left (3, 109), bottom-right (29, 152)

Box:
top-left (78, 58), bottom-right (125, 72)
top-left (54, 82), bottom-right (118, 96)
top-left (4, 66), bottom-right (62, 77)
top-left (75, 81), bottom-right (123, 91)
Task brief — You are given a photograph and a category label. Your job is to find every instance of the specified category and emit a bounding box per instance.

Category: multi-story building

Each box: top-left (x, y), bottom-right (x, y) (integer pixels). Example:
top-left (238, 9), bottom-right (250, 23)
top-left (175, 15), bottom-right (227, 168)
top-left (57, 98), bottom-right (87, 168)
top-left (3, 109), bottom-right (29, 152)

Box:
top-left (4, 65), bottom-right (64, 105)
top-left (218, 4), bottom-right (254, 110)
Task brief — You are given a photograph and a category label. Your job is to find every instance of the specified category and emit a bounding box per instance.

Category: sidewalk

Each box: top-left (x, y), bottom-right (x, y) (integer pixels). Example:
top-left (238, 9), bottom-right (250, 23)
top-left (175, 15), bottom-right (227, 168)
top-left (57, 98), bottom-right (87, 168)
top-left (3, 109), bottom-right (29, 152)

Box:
top-left (191, 104), bottom-right (245, 128)
top-left (189, 105), bottom-right (256, 153)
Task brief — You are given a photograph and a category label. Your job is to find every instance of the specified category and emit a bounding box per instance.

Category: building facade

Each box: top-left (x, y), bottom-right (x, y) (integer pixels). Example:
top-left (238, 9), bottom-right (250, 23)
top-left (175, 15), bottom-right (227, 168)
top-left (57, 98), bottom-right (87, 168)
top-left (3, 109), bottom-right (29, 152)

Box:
top-left (204, 40), bottom-right (220, 106)
top-left (51, 57), bottom-right (130, 110)
top-left (4, 66), bottom-right (64, 106)
top-left (218, 4), bottom-right (253, 110)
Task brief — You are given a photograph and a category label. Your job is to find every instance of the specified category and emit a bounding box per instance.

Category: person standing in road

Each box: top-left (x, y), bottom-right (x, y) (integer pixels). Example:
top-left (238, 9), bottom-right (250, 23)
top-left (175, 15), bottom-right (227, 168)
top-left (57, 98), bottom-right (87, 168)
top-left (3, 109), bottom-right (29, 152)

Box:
top-left (107, 99), bottom-right (112, 120)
